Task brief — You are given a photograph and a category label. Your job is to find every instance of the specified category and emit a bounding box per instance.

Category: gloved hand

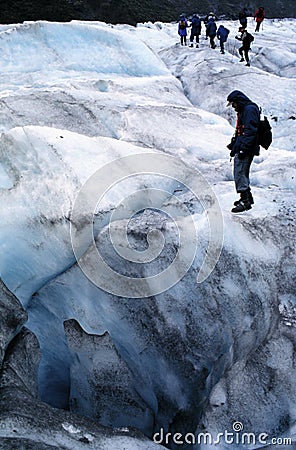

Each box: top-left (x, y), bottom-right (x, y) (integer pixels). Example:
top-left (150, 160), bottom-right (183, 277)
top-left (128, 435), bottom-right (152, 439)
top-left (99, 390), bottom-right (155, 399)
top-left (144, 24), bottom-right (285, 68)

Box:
top-left (238, 150), bottom-right (246, 159)
top-left (230, 149), bottom-right (236, 157)
top-left (227, 136), bottom-right (236, 150)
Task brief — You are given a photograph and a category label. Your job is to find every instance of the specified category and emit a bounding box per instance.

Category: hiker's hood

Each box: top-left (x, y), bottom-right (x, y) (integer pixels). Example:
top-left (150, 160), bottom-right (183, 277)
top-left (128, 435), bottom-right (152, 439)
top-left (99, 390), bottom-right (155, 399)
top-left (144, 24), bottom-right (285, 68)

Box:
top-left (227, 90), bottom-right (252, 106)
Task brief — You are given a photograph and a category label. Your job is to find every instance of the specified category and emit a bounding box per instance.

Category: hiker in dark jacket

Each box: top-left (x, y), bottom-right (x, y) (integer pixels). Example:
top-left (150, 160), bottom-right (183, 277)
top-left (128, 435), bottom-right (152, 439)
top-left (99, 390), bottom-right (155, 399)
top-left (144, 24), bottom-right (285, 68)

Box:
top-left (254, 6), bottom-right (265, 32)
top-left (239, 8), bottom-right (248, 28)
top-left (189, 14), bottom-right (201, 47)
top-left (217, 25), bottom-right (230, 54)
top-left (235, 26), bottom-right (253, 66)
top-left (206, 17), bottom-right (217, 49)
top-left (226, 90), bottom-right (260, 213)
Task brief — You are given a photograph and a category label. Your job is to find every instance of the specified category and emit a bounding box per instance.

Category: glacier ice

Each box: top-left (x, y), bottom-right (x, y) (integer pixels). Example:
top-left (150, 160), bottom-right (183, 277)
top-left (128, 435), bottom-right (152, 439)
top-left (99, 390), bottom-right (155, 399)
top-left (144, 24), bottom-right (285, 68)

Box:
top-left (0, 16), bottom-right (295, 450)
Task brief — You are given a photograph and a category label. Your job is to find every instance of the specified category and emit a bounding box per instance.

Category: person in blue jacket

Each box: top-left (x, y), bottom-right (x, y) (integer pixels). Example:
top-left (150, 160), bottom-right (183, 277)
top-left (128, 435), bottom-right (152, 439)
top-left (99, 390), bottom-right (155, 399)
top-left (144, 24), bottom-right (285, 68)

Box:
top-left (189, 14), bottom-right (202, 47)
top-left (226, 90), bottom-right (260, 213)
top-left (178, 15), bottom-right (189, 46)
top-left (217, 25), bottom-right (230, 54)
top-left (206, 17), bottom-right (217, 49)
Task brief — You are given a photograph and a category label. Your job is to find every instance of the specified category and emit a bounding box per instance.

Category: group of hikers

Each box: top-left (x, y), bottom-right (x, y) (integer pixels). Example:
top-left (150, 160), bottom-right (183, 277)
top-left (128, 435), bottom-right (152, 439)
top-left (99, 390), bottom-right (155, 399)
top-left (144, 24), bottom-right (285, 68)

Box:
top-left (178, 6), bottom-right (265, 65)
top-left (178, 8), bottom-right (269, 213)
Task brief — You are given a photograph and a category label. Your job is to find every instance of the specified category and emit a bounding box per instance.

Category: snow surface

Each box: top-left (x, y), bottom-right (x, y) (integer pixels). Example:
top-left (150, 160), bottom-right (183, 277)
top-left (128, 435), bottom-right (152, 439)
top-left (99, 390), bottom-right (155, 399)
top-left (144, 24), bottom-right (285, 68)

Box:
top-left (0, 16), bottom-right (295, 450)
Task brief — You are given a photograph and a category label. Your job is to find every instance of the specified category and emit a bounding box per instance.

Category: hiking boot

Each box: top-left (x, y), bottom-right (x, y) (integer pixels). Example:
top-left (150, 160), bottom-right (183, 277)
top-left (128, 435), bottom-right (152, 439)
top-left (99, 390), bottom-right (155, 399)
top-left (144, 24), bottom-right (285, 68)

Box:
top-left (245, 62), bottom-right (250, 66)
top-left (231, 200), bottom-right (252, 213)
top-left (189, 43), bottom-right (193, 47)
top-left (196, 44), bottom-right (199, 48)
top-left (239, 57), bottom-right (245, 62)
top-left (234, 189), bottom-right (254, 206)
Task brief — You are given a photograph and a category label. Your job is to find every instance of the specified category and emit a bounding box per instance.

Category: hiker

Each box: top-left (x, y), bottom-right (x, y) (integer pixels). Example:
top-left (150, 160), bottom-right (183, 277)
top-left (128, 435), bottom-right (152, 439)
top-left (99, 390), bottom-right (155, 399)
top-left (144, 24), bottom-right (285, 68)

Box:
top-left (226, 90), bottom-right (260, 213)
top-left (206, 17), bottom-right (217, 49)
top-left (204, 11), bottom-right (217, 25)
top-left (178, 15), bottom-right (189, 46)
top-left (239, 8), bottom-right (248, 28)
top-left (254, 6), bottom-right (265, 32)
top-left (217, 25), bottom-right (230, 54)
top-left (235, 26), bottom-right (254, 66)
top-left (189, 14), bottom-right (202, 47)
top-left (204, 12), bottom-right (217, 39)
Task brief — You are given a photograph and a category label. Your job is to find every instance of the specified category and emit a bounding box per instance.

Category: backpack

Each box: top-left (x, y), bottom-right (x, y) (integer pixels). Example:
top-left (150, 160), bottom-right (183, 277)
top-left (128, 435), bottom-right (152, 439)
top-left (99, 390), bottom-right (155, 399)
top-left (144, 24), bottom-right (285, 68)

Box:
top-left (244, 32), bottom-right (254, 44)
top-left (179, 20), bottom-right (186, 30)
top-left (192, 17), bottom-right (201, 28)
top-left (258, 112), bottom-right (272, 149)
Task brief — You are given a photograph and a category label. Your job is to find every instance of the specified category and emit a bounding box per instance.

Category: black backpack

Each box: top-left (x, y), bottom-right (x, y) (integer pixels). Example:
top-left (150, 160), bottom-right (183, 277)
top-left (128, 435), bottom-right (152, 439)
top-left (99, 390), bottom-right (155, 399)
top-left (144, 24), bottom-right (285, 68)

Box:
top-left (245, 32), bottom-right (254, 44)
top-left (258, 111), bottom-right (272, 149)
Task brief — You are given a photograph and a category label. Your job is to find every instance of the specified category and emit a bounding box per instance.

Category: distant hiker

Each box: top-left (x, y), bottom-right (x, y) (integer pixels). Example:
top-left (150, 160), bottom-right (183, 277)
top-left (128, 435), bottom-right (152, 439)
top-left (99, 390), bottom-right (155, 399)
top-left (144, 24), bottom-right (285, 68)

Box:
top-left (189, 14), bottom-right (202, 47)
top-left (235, 26), bottom-right (254, 66)
top-left (217, 25), bottom-right (230, 54)
top-left (254, 6), bottom-right (265, 32)
top-left (178, 15), bottom-right (189, 46)
top-left (206, 17), bottom-right (217, 49)
top-left (204, 11), bottom-right (217, 25)
top-left (204, 12), bottom-right (217, 39)
top-left (239, 8), bottom-right (248, 28)
top-left (226, 90), bottom-right (260, 213)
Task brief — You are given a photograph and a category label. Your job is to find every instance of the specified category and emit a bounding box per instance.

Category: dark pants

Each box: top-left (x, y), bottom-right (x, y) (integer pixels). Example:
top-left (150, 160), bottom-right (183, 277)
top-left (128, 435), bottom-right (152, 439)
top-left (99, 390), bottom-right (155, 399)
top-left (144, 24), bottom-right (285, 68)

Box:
top-left (209, 35), bottom-right (216, 48)
top-left (234, 153), bottom-right (254, 192)
top-left (190, 30), bottom-right (200, 43)
top-left (219, 40), bottom-right (226, 53)
top-left (239, 18), bottom-right (247, 28)
top-left (255, 21), bottom-right (262, 32)
top-left (180, 35), bottom-right (187, 45)
top-left (239, 45), bottom-right (250, 63)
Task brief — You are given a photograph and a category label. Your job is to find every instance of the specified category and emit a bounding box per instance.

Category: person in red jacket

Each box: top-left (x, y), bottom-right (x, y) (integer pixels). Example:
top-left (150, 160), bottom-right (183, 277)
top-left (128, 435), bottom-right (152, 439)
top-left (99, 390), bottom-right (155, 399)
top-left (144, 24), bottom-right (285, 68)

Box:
top-left (254, 6), bottom-right (265, 32)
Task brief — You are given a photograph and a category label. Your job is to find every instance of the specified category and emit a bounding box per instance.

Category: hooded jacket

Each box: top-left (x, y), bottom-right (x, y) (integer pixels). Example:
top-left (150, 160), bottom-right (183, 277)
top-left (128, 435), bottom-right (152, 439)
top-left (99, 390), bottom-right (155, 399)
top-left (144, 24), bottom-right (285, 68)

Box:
top-left (254, 7), bottom-right (265, 22)
top-left (206, 18), bottom-right (217, 37)
top-left (190, 16), bottom-right (201, 33)
top-left (217, 25), bottom-right (229, 43)
top-left (227, 90), bottom-right (260, 156)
